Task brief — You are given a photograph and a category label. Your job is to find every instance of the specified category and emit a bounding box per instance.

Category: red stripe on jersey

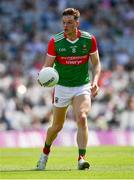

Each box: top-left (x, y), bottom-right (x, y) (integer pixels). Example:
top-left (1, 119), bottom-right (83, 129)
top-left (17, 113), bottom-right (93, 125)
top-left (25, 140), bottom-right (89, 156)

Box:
top-left (56, 55), bottom-right (89, 65)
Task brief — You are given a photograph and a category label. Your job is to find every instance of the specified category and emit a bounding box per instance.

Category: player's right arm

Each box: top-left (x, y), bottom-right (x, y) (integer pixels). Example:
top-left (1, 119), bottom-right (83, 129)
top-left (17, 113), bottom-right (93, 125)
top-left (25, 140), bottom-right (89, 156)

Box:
top-left (43, 55), bottom-right (55, 68)
top-left (43, 37), bottom-right (56, 68)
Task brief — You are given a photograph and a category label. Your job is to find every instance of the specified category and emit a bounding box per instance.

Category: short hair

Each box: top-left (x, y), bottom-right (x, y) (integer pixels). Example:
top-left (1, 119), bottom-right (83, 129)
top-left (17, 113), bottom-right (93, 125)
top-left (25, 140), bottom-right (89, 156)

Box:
top-left (62, 8), bottom-right (80, 20)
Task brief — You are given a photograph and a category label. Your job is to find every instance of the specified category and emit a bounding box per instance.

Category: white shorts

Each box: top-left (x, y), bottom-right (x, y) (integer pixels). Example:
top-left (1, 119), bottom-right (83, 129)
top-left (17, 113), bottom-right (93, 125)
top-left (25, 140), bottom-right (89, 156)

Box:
top-left (53, 83), bottom-right (91, 107)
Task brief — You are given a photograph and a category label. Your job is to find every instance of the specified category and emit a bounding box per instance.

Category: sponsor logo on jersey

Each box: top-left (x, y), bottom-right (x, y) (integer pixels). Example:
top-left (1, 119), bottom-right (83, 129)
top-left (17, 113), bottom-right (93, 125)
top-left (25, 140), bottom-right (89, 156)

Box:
top-left (56, 55), bottom-right (89, 65)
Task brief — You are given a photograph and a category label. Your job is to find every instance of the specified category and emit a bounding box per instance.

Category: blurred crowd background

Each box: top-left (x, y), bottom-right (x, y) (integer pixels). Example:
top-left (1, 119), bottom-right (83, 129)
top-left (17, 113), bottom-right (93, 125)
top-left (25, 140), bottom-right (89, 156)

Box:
top-left (0, 0), bottom-right (134, 131)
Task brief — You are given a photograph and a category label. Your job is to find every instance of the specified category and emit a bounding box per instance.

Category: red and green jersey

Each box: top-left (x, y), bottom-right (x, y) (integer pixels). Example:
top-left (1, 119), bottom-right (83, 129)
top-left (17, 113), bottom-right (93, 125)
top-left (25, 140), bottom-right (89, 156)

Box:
top-left (47, 30), bottom-right (98, 87)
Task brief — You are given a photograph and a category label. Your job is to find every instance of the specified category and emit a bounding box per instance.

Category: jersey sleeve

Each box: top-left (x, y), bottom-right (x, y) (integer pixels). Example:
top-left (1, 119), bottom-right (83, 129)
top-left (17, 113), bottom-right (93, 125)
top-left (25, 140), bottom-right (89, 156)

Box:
top-left (47, 37), bottom-right (56, 57)
top-left (89, 35), bottom-right (98, 54)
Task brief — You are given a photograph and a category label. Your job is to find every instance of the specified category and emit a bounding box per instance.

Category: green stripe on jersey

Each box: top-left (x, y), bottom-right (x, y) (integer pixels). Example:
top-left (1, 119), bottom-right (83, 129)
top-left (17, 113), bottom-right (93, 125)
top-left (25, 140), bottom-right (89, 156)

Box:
top-left (81, 31), bottom-right (92, 39)
top-left (54, 32), bottom-right (64, 42)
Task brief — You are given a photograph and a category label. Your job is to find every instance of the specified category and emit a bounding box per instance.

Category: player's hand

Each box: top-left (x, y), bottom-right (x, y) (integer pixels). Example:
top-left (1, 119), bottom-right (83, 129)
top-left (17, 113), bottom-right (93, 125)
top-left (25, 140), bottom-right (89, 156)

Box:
top-left (90, 81), bottom-right (99, 97)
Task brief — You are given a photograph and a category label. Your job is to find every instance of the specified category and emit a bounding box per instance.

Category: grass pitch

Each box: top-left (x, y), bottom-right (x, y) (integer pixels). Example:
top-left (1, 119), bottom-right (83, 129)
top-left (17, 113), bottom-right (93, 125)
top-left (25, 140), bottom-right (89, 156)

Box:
top-left (0, 146), bottom-right (134, 179)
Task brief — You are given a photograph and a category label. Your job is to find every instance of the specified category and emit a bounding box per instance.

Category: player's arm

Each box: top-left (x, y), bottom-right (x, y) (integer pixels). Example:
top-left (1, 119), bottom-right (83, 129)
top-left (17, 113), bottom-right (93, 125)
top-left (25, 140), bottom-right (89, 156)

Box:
top-left (43, 37), bottom-right (56, 68)
top-left (37, 37), bottom-right (56, 85)
top-left (90, 51), bottom-right (101, 85)
top-left (90, 35), bottom-right (101, 97)
top-left (43, 55), bottom-right (55, 68)
top-left (90, 51), bottom-right (101, 97)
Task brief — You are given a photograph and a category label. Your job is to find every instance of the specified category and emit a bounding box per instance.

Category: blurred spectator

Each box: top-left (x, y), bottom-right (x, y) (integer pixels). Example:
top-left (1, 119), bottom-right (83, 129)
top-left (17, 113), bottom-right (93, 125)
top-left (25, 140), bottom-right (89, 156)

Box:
top-left (0, 110), bottom-right (12, 131)
top-left (117, 96), bottom-right (134, 130)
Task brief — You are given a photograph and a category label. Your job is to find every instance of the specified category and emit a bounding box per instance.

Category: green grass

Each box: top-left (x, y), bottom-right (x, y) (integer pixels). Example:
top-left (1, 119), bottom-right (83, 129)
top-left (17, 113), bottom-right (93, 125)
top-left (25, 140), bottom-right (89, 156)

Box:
top-left (0, 146), bottom-right (134, 179)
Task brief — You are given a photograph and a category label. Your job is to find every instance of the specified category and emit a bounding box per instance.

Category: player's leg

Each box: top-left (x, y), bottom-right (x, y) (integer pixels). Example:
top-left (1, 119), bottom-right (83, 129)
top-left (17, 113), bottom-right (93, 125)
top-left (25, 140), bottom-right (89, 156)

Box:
top-left (72, 94), bottom-right (91, 170)
top-left (45, 106), bottom-right (68, 147)
top-left (37, 84), bottom-right (72, 170)
top-left (37, 106), bottom-right (68, 170)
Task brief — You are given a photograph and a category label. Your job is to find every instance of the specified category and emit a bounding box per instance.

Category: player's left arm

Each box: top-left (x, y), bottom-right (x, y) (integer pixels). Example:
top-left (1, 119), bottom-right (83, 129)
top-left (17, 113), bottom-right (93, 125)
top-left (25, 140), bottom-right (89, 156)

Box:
top-left (90, 35), bottom-right (101, 97)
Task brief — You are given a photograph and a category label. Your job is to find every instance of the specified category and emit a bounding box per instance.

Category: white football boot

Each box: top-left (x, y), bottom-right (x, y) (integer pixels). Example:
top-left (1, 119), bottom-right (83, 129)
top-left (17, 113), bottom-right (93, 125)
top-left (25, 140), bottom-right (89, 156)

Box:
top-left (36, 153), bottom-right (48, 170)
top-left (78, 158), bottom-right (90, 170)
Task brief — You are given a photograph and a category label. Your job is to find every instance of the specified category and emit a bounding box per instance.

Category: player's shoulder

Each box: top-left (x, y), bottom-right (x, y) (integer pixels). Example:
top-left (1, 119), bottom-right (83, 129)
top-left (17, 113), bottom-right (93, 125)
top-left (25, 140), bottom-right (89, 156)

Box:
top-left (80, 30), bottom-right (92, 39)
top-left (53, 31), bottom-right (64, 42)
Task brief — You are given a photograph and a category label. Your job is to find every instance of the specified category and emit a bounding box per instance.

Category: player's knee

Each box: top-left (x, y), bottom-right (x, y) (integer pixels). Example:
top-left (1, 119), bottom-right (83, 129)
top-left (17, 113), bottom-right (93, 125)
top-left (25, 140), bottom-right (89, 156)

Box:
top-left (77, 113), bottom-right (87, 127)
top-left (52, 124), bottom-right (63, 133)
top-left (79, 113), bottom-right (87, 121)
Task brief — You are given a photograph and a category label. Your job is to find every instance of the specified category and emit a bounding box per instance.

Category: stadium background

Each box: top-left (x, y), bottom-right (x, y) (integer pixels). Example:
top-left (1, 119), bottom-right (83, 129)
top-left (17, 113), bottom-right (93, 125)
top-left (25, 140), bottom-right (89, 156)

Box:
top-left (0, 0), bottom-right (134, 147)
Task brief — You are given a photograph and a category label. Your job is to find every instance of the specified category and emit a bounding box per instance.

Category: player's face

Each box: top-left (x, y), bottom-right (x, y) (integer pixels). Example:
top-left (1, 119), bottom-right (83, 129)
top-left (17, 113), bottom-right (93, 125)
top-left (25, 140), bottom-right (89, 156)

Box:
top-left (62, 15), bottom-right (79, 35)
